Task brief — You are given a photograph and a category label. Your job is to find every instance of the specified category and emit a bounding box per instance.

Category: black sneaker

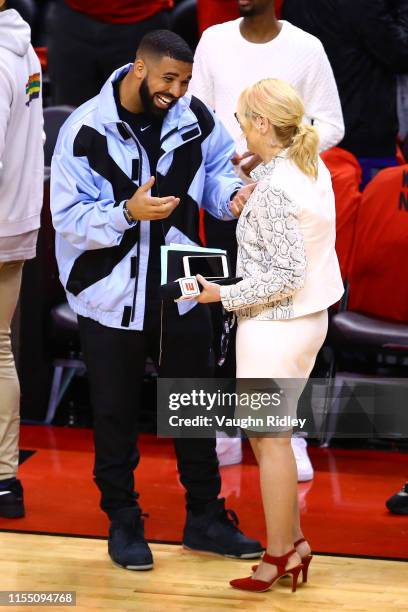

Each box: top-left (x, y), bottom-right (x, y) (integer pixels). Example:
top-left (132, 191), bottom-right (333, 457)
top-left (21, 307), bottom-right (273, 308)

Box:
top-left (0, 478), bottom-right (25, 518)
top-left (386, 482), bottom-right (408, 515)
top-left (183, 498), bottom-right (263, 559)
top-left (108, 507), bottom-right (153, 570)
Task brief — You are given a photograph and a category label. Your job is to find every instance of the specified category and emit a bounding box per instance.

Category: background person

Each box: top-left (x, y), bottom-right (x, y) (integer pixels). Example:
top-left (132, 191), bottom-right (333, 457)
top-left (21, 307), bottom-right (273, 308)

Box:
top-left (193, 78), bottom-right (344, 593)
top-left (0, 1), bottom-right (44, 518)
top-left (386, 481), bottom-right (408, 515)
top-left (190, 0), bottom-right (344, 172)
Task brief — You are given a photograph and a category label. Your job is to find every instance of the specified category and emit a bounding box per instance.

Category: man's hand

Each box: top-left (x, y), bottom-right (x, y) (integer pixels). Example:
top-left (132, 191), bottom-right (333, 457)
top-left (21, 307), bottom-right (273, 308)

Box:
top-left (230, 182), bottom-right (257, 217)
top-left (194, 274), bottom-right (221, 303)
top-left (231, 151), bottom-right (249, 166)
top-left (126, 176), bottom-right (180, 221)
top-left (232, 151), bottom-right (262, 178)
top-left (241, 152), bottom-right (262, 176)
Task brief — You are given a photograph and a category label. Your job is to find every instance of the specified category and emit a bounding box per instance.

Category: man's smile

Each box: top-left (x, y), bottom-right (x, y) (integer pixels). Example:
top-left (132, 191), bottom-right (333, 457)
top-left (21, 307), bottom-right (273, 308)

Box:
top-left (154, 94), bottom-right (176, 109)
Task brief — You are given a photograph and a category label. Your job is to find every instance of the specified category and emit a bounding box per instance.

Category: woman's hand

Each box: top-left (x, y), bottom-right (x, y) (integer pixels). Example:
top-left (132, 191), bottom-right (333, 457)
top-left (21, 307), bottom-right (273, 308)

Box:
top-left (195, 274), bottom-right (221, 303)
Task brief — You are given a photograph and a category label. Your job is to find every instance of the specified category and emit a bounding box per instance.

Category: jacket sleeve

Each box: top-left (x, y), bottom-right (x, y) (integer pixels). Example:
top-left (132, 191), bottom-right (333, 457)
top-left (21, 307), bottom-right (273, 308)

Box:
top-left (350, 0), bottom-right (408, 72)
top-left (302, 39), bottom-right (345, 152)
top-left (201, 112), bottom-right (243, 220)
top-left (188, 30), bottom-right (215, 109)
top-left (51, 126), bottom-right (133, 251)
top-left (220, 184), bottom-right (307, 311)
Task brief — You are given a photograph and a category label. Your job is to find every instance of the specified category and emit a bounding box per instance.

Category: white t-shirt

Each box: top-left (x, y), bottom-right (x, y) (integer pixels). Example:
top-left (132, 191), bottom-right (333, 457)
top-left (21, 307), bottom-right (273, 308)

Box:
top-left (189, 19), bottom-right (344, 155)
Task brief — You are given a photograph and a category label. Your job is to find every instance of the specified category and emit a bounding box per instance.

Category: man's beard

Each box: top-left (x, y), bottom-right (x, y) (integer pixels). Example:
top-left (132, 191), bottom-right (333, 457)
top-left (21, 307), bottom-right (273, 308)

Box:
top-left (238, 0), bottom-right (265, 17)
top-left (238, 0), bottom-right (258, 17)
top-left (239, 7), bottom-right (257, 16)
top-left (139, 78), bottom-right (176, 119)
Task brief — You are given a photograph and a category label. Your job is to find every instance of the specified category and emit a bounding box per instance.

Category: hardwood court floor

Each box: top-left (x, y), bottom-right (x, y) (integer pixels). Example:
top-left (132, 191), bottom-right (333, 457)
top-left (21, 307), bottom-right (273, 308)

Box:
top-left (1, 532), bottom-right (406, 612)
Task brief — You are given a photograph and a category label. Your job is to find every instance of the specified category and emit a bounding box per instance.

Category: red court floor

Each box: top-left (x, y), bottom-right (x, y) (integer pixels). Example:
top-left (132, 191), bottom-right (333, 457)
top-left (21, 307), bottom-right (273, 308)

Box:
top-left (0, 425), bottom-right (407, 560)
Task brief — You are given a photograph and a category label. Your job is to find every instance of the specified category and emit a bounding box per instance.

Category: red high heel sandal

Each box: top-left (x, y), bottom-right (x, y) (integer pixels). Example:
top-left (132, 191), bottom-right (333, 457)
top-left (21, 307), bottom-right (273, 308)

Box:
top-left (229, 548), bottom-right (303, 593)
top-left (251, 538), bottom-right (313, 583)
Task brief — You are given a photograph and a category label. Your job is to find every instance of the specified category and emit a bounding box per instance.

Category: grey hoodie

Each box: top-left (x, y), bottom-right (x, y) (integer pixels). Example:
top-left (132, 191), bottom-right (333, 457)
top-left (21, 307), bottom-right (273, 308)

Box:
top-left (0, 8), bottom-right (44, 256)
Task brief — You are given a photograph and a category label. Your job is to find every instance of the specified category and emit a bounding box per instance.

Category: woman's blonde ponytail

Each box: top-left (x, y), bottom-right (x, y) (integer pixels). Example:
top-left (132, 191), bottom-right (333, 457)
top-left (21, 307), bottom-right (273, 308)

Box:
top-left (289, 123), bottom-right (320, 180)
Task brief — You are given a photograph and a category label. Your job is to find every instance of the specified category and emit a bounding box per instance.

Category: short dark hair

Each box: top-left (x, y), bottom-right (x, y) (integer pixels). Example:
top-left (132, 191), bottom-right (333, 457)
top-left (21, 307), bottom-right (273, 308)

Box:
top-left (137, 29), bottom-right (194, 64)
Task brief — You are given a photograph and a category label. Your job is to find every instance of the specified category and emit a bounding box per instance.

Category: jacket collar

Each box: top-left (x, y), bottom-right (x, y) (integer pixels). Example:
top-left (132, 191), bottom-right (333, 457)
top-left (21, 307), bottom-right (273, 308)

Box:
top-left (97, 64), bottom-right (198, 139)
top-left (250, 148), bottom-right (289, 181)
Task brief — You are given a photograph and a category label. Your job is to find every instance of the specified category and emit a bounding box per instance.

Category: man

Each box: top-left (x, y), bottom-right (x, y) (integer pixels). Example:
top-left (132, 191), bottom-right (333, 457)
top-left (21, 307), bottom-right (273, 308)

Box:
top-left (190, 0), bottom-right (344, 167)
top-left (282, 0), bottom-right (408, 159)
top-left (189, 0), bottom-right (344, 480)
top-left (48, 0), bottom-right (174, 106)
top-left (0, 2), bottom-right (44, 517)
top-left (51, 30), bottom-right (262, 571)
top-left (386, 481), bottom-right (408, 515)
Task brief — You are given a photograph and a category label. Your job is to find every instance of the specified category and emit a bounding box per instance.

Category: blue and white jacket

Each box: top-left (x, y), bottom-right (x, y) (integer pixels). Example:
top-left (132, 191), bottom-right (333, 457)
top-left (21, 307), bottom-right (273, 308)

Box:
top-left (51, 65), bottom-right (241, 330)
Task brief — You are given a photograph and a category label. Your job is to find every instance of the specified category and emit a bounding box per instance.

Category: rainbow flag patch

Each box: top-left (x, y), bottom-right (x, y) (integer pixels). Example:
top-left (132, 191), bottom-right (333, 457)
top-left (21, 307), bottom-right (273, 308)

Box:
top-left (26, 72), bottom-right (41, 106)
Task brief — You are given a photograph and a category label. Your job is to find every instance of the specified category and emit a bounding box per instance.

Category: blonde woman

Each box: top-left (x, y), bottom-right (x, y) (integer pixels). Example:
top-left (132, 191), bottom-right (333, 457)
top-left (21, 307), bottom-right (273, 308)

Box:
top-left (194, 78), bottom-right (344, 593)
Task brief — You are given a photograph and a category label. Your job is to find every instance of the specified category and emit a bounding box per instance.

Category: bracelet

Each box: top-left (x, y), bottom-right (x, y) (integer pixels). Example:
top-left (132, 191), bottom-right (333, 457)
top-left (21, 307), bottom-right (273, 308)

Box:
top-left (123, 200), bottom-right (135, 224)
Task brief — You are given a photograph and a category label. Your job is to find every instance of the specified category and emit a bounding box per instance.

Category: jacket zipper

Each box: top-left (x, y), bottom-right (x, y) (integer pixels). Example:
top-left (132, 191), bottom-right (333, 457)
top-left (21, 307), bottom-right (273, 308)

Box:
top-left (122, 122), bottom-right (143, 324)
top-left (155, 160), bottom-right (166, 367)
top-left (131, 235), bottom-right (141, 323)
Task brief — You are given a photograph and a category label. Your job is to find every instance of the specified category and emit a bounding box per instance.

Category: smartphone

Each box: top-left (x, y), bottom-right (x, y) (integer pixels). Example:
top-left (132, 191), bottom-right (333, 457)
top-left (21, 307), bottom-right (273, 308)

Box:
top-left (182, 255), bottom-right (229, 279)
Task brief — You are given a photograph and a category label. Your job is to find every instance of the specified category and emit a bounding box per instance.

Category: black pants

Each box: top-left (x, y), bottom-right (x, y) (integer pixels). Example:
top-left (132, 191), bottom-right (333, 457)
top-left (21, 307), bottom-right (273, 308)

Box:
top-left (47, 1), bottom-right (171, 107)
top-left (78, 301), bottom-right (221, 518)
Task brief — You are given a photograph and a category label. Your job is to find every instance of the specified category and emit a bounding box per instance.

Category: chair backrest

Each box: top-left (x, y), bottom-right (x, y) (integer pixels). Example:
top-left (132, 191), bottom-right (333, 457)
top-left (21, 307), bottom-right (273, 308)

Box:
top-left (8, 0), bottom-right (37, 26)
top-left (348, 164), bottom-right (408, 322)
top-left (43, 105), bottom-right (75, 167)
top-left (320, 147), bottom-right (362, 280)
top-left (171, 0), bottom-right (199, 49)
top-left (358, 156), bottom-right (399, 189)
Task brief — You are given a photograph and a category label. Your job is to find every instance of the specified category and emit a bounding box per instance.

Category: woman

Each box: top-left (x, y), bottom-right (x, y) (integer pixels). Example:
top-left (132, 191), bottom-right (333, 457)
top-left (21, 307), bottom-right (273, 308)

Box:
top-left (194, 78), bottom-right (344, 593)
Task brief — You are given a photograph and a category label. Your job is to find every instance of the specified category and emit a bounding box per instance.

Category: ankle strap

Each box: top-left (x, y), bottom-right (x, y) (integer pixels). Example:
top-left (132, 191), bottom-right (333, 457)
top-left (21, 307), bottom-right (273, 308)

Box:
top-left (262, 548), bottom-right (296, 574)
top-left (294, 537), bottom-right (306, 547)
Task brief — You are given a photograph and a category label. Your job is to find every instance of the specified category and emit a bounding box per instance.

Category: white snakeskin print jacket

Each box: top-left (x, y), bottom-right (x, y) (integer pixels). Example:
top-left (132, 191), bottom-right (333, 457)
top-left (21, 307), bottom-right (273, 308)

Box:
top-left (220, 151), bottom-right (344, 321)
